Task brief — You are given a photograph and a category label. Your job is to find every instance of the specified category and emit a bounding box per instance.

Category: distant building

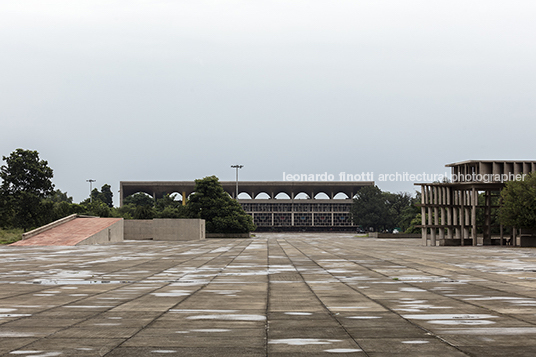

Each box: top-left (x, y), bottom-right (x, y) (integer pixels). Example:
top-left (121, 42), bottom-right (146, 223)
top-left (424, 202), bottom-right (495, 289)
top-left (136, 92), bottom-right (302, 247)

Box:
top-left (416, 160), bottom-right (536, 247)
top-left (120, 181), bottom-right (374, 231)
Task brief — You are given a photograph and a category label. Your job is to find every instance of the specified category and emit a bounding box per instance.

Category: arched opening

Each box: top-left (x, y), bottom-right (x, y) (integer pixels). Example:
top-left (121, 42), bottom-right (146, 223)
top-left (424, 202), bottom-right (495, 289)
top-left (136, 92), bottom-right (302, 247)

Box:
top-left (314, 192), bottom-right (330, 200)
top-left (254, 192), bottom-right (271, 199)
top-left (238, 192), bottom-right (252, 199)
top-left (167, 191), bottom-right (184, 204)
top-left (275, 192), bottom-right (291, 199)
top-left (123, 191), bottom-right (154, 206)
top-left (334, 192), bottom-right (350, 199)
top-left (294, 192), bottom-right (310, 199)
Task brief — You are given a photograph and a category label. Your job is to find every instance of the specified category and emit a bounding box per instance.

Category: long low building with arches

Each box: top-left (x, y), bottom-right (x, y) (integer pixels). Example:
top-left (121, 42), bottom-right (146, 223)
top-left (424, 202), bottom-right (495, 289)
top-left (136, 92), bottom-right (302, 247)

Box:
top-left (120, 181), bottom-right (374, 231)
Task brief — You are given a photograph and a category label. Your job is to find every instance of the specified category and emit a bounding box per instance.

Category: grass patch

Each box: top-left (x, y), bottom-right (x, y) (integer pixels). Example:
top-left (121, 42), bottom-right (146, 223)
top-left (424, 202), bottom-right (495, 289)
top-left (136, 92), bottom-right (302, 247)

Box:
top-left (0, 228), bottom-right (24, 244)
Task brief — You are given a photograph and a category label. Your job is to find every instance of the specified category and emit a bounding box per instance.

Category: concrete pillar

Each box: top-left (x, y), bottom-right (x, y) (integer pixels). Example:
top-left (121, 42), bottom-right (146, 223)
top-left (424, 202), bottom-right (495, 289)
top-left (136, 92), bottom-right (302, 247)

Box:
top-left (464, 191), bottom-right (471, 243)
top-left (421, 185), bottom-right (427, 246)
top-left (439, 187), bottom-right (445, 240)
top-left (484, 190), bottom-right (491, 243)
top-left (433, 186), bottom-right (439, 245)
top-left (447, 187), bottom-right (453, 239)
top-left (460, 190), bottom-right (465, 246)
top-left (453, 190), bottom-right (459, 239)
top-left (428, 187), bottom-right (435, 246)
top-left (471, 188), bottom-right (477, 246)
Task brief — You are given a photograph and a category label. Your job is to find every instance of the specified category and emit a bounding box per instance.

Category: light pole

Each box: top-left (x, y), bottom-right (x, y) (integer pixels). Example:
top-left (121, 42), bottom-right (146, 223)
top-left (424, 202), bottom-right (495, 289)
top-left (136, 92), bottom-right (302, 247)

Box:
top-left (231, 165), bottom-right (243, 199)
top-left (86, 179), bottom-right (96, 202)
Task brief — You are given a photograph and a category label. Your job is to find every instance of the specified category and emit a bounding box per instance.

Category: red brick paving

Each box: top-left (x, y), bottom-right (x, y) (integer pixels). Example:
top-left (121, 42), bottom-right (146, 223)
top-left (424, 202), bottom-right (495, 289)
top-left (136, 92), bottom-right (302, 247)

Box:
top-left (11, 217), bottom-right (122, 246)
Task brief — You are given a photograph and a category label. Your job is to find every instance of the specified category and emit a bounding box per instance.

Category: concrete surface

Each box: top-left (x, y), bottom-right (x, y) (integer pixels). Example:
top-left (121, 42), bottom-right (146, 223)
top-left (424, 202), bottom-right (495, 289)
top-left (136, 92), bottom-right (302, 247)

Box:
top-left (1, 232), bottom-right (536, 356)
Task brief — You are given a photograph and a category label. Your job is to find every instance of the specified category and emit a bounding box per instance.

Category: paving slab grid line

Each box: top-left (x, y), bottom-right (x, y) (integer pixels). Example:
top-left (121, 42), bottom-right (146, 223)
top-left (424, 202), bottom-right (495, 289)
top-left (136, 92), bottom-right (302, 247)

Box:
top-left (1, 233), bottom-right (536, 356)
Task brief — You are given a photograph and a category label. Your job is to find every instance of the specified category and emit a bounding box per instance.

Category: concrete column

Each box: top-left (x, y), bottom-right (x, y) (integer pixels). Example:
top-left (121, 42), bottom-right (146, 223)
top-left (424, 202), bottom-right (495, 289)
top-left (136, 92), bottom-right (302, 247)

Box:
top-left (428, 187), bottom-right (435, 246)
top-left (433, 186), bottom-right (439, 245)
top-left (464, 191), bottom-right (470, 243)
top-left (447, 187), bottom-right (453, 239)
top-left (484, 190), bottom-right (491, 243)
top-left (439, 187), bottom-right (445, 240)
top-left (421, 185), bottom-right (427, 246)
top-left (472, 188), bottom-right (477, 246)
top-left (460, 190), bottom-right (465, 246)
top-left (453, 190), bottom-right (459, 239)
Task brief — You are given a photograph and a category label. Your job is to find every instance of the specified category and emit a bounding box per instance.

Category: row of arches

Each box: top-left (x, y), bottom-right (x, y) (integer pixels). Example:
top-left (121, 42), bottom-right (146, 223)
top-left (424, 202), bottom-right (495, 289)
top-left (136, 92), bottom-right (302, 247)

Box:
top-left (122, 190), bottom-right (352, 204)
top-left (236, 191), bottom-right (350, 200)
top-left (120, 181), bottom-right (371, 206)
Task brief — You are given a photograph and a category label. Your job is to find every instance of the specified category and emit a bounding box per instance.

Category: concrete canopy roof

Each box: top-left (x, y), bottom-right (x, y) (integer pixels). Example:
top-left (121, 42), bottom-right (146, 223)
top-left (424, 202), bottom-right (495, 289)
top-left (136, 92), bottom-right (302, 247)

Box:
top-left (445, 160), bottom-right (536, 167)
top-left (120, 181), bottom-right (374, 202)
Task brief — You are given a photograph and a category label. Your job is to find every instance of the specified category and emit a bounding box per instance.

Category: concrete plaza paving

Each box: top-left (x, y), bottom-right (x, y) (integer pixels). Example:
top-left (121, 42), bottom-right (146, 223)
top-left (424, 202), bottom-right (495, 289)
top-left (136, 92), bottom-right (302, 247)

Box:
top-left (1, 233), bottom-right (536, 356)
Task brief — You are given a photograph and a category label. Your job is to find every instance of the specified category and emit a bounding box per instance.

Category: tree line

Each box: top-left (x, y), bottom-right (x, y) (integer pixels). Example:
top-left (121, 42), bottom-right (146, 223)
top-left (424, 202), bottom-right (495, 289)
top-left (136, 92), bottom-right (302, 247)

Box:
top-left (1, 149), bottom-right (254, 235)
top-left (350, 185), bottom-right (421, 233)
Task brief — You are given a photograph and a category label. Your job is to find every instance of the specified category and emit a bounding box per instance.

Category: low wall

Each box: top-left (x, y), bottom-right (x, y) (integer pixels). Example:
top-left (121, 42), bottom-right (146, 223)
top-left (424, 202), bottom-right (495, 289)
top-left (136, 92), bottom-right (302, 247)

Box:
top-left (124, 219), bottom-right (205, 241)
top-left (206, 233), bottom-right (251, 239)
top-left (368, 233), bottom-right (421, 239)
top-left (124, 220), bottom-right (154, 240)
top-left (153, 219), bottom-right (205, 241)
top-left (77, 219), bottom-right (124, 246)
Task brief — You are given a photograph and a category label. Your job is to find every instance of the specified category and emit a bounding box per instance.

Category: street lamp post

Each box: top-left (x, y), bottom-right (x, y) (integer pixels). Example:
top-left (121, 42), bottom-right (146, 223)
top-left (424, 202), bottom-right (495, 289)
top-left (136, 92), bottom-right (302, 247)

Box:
top-left (231, 165), bottom-right (243, 199)
top-left (86, 179), bottom-right (96, 203)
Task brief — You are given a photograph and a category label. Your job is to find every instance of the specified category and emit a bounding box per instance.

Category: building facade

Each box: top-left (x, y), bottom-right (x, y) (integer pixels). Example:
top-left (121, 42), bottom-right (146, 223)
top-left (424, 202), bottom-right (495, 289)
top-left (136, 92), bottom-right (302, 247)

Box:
top-left (120, 181), bottom-right (374, 231)
top-left (417, 160), bottom-right (536, 246)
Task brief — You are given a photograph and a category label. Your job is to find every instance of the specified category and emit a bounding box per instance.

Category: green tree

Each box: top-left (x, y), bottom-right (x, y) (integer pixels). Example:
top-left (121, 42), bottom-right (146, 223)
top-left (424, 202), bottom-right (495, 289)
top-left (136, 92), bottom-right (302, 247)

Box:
top-left (351, 185), bottom-right (389, 232)
top-left (47, 189), bottom-right (73, 203)
top-left (86, 184), bottom-right (114, 207)
top-left (0, 149), bottom-right (54, 230)
top-left (395, 192), bottom-right (421, 232)
top-left (155, 194), bottom-right (187, 218)
top-left (100, 184), bottom-right (113, 207)
top-left (351, 186), bottom-right (419, 232)
top-left (123, 192), bottom-right (154, 207)
top-left (498, 173), bottom-right (536, 230)
top-left (186, 176), bottom-right (255, 233)
top-left (405, 213), bottom-right (423, 234)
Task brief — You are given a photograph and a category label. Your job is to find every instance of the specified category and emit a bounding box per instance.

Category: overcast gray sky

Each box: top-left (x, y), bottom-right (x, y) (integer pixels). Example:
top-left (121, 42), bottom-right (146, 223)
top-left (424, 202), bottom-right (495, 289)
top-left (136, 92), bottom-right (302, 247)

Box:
top-left (1, 1), bottom-right (535, 205)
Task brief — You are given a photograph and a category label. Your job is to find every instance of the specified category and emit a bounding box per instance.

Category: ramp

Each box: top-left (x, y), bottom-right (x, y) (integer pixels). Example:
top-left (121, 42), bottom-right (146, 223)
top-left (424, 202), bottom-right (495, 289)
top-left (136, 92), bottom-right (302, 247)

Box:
top-left (11, 216), bottom-right (123, 246)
